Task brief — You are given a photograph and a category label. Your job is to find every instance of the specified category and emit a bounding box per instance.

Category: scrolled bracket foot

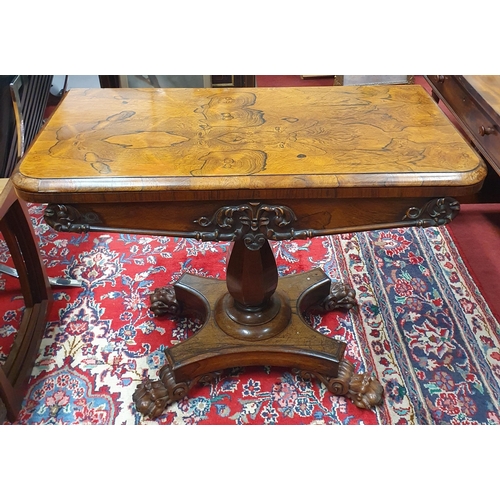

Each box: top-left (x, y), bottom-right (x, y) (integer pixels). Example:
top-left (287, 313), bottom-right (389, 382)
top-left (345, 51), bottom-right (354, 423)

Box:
top-left (149, 285), bottom-right (182, 317)
top-left (295, 359), bottom-right (384, 410)
top-left (133, 362), bottom-right (222, 419)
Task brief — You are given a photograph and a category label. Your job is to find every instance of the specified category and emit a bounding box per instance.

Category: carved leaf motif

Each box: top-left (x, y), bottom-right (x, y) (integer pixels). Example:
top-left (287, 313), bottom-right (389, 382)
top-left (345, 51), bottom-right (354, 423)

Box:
top-left (194, 203), bottom-right (298, 250)
top-left (404, 197), bottom-right (460, 226)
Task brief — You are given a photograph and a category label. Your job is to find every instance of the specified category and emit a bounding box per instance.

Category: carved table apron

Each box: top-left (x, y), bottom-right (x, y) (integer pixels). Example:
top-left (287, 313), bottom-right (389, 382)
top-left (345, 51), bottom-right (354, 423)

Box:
top-left (12, 86), bottom-right (487, 419)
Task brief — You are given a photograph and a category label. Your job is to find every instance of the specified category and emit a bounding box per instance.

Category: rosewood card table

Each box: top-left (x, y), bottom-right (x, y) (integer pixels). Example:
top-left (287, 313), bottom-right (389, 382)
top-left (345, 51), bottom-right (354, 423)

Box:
top-left (12, 85), bottom-right (486, 419)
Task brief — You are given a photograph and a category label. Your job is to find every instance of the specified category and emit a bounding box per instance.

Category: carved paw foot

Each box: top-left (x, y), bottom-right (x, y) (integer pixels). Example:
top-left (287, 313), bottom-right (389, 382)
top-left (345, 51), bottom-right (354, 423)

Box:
top-left (338, 359), bottom-right (383, 410)
top-left (346, 371), bottom-right (384, 410)
top-left (133, 362), bottom-right (192, 419)
top-left (132, 377), bottom-right (172, 419)
top-left (321, 281), bottom-right (356, 311)
top-left (150, 285), bottom-right (182, 317)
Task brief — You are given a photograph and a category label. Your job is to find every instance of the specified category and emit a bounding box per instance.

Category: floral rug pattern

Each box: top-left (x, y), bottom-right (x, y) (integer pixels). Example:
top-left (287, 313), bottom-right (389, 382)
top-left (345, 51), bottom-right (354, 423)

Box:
top-left (1, 204), bottom-right (499, 424)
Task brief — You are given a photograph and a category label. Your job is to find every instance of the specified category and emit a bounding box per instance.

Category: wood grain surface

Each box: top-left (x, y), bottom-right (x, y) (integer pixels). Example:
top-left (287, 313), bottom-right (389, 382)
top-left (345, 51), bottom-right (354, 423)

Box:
top-left (13, 85), bottom-right (486, 202)
top-left (464, 75), bottom-right (500, 116)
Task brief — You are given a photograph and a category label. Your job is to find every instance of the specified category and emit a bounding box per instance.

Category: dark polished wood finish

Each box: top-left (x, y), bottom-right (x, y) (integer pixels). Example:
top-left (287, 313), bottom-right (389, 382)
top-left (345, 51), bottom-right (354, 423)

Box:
top-left (426, 75), bottom-right (500, 177)
top-left (0, 179), bottom-right (52, 422)
top-left (133, 271), bottom-right (382, 419)
top-left (98, 75), bottom-right (121, 88)
top-left (211, 75), bottom-right (256, 87)
top-left (12, 85), bottom-right (487, 419)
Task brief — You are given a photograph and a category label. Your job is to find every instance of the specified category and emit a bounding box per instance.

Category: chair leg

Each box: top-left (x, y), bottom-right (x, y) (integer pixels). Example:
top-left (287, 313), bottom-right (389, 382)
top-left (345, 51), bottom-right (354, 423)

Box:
top-left (0, 179), bottom-right (52, 422)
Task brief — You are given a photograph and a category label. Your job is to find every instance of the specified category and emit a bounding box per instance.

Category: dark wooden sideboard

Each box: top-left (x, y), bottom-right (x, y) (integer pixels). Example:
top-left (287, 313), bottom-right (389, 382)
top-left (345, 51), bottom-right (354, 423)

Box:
top-left (425, 76), bottom-right (500, 178)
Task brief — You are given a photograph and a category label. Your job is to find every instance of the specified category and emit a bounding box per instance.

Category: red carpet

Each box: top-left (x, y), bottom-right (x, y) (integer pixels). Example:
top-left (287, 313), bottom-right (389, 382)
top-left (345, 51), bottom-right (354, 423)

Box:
top-left (1, 204), bottom-right (499, 424)
top-left (447, 204), bottom-right (500, 321)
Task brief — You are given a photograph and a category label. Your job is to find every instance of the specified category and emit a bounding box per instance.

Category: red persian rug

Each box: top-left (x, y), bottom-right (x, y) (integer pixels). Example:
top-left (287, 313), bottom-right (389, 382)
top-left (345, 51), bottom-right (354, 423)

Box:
top-left (1, 203), bottom-right (500, 425)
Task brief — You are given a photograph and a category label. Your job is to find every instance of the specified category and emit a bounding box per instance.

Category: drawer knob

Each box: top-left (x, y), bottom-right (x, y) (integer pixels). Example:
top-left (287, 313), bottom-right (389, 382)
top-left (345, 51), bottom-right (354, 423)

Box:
top-left (479, 125), bottom-right (495, 136)
top-left (437, 75), bottom-right (445, 83)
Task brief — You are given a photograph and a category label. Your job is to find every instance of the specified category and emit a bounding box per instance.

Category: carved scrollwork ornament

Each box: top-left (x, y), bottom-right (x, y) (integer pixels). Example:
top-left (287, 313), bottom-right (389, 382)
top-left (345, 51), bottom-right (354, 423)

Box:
top-left (243, 232), bottom-right (267, 251)
top-left (404, 197), bottom-right (460, 227)
top-left (44, 204), bottom-right (102, 233)
top-left (43, 198), bottom-right (461, 248)
top-left (294, 368), bottom-right (349, 396)
top-left (194, 202), bottom-right (299, 250)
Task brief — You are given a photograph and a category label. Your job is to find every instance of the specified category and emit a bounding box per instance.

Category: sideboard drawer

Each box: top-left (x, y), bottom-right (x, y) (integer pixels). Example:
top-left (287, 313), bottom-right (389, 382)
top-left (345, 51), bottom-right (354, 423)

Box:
top-left (427, 75), bottom-right (500, 176)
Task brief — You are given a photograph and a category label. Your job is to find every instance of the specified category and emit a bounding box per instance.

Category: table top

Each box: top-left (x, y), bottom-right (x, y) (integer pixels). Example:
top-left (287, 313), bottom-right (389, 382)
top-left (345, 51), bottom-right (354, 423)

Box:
top-left (13, 85), bottom-right (486, 202)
